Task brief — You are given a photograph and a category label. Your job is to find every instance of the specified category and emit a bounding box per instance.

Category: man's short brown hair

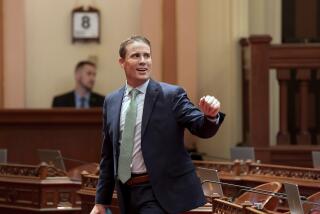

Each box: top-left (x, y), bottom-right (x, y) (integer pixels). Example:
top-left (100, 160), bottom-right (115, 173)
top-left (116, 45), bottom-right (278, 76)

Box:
top-left (119, 35), bottom-right (151, 59)
top-left (75, 60), bottom-right (96, 72)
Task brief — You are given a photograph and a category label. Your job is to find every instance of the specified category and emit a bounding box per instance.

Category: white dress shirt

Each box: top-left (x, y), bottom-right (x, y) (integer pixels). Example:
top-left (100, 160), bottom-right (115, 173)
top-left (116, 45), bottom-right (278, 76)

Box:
top-left (75, 92), bottom-right (90, 108)
top-left (119, 80), bottom-right (149, 174)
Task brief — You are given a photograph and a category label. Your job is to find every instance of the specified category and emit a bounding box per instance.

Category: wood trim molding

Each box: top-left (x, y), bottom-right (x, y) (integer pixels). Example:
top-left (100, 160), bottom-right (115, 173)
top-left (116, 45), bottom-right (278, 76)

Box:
top-left (162, 0), bottom-right (177, 84)
top-left (0, 0), bottom-right (3, 108)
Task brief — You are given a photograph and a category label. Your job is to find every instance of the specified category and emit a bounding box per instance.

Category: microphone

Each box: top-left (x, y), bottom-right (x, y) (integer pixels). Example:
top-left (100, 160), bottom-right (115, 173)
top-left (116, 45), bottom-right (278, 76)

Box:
top-left (55, 156), bottom-right (90, 164)
top-left (196, 153), bottom-right (231, 161)
top-left (201, 180), bottom-right (305, 201)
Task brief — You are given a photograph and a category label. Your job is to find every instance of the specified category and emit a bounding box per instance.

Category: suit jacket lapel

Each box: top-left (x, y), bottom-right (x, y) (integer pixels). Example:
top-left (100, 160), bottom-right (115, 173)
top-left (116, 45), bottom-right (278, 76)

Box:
top-left (111, 87), bottom-right (125, 147)
top-left (70, 91), bottom-right (76, 106)
top-left (141, 79), bottom-right (160, 138)
top-left (89, 94), bottom-right (95, 107)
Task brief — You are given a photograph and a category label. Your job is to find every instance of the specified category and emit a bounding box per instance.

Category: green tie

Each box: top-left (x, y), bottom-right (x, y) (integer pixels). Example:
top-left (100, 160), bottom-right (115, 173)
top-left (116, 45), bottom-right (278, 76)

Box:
top-left (118, 89), bottom-right (139, 183)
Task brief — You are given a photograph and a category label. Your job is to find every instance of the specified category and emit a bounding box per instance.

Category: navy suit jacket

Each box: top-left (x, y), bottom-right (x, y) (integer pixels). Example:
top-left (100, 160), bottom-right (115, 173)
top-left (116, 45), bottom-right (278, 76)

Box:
top-left (52, 91), bottom-right (105, 107)
top-left (95, 79), bottom-right (225, 213)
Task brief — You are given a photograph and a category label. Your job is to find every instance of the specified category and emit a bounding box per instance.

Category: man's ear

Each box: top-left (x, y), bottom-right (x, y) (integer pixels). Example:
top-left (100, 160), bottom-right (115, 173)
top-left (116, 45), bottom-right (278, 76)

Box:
top-left (75, 71), bottom-right (81, 81)
top-left (119, 58), bottom-right (124, 69)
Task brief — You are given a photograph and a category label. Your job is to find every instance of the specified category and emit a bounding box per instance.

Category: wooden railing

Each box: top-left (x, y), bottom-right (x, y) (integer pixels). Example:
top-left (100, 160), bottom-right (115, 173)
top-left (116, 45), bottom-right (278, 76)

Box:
top-left (77, 172), bottom-right (120, 214)
top-left (0, 162), bottom-right (66, 179)
top-left (240, 35), bottom-right (320, 167)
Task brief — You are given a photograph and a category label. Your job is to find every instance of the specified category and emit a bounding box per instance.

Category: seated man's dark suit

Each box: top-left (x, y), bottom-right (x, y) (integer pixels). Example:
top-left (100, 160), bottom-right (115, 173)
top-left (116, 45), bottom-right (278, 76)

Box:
top-left (95, 79), bottom-right (225, 213)
top-left (52, 91), bottom-right (105, 107)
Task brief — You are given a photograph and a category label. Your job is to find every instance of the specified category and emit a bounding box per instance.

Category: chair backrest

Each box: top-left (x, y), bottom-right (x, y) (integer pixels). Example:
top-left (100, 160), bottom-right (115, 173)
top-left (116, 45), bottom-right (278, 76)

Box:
top-left (0, 149), bottom-right (7, 163)
top-left (197, 167), bottom-right (224, 198)
top-left (37, 149), bottom-right (66, 171)
top-left (304, 192), bottom-right (320, 214)
top-left (312, 151), bottom-right (320, 169)
top-left (230, 146), bottom-right (255, 161)
top-left (67, 162), bottom-right (99, 181)
top-left (234, 182), bottom-right (282, 211)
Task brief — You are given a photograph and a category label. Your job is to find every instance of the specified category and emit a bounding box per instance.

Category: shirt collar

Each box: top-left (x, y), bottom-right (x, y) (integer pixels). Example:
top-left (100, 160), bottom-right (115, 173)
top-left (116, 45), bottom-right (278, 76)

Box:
top-left (75, 91), bottom-right (90, 100)
top-left (125, 79), bottom-right (149, 96)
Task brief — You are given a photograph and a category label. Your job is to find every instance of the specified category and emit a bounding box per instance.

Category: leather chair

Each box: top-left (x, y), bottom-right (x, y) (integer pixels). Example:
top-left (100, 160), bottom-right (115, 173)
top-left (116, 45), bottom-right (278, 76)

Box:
top-left (234, 182), bottom-right (282, 211)
top-left (304, 192), bottom-right (320, 214)
top-left (67, 162), bottom-right (99, 181)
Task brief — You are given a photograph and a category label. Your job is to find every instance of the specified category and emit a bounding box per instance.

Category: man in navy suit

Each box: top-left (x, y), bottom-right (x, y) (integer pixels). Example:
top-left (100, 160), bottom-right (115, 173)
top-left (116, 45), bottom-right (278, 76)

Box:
top-left (91, 36), bottom-right (225, 214)
top-left (52, 60), bottom-right (105, 108)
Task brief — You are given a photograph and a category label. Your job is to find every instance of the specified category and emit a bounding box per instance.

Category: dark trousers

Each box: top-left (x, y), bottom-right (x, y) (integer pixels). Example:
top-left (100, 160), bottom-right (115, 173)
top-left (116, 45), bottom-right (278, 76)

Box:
top-left (116, 180), bottom-right (167, 214)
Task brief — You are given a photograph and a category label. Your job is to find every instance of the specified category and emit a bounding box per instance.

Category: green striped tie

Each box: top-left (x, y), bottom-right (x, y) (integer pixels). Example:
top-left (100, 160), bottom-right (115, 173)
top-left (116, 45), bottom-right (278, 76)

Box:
top-left (118, 89), bottom-right (139, 183)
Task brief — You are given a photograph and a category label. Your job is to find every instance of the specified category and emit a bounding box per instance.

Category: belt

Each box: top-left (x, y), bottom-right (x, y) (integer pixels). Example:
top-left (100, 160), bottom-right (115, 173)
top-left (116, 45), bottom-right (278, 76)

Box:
top-left (126, 173), bottom-right (150, 186)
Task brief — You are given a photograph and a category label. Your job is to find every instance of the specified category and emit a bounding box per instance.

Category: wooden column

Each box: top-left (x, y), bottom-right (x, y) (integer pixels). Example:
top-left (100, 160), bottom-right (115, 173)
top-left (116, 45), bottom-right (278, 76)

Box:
top-left (0, 0), bottom-right (3, 108)
top-left (247, 36), bottom-right (272, 148)
top-left (162, 0), bottom-right (177, 84)
top-left (277, 69), bottom-right (291, 145)
top-left (296, 69), bottom-right (311, 145)
top-left (316, 70), bottom-right (320, 144)
top-left (240, 39), bottom-right (250, 145)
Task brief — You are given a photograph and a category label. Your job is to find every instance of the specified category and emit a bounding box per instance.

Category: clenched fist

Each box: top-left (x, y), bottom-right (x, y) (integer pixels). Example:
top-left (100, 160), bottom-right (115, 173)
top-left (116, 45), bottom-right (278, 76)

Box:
top-left (199, 95), bottom-right (220, 118)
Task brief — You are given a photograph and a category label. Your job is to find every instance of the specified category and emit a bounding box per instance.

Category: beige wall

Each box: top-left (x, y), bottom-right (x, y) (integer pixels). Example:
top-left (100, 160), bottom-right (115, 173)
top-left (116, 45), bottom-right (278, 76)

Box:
top-left (196, 0), bottom-right (249, 159)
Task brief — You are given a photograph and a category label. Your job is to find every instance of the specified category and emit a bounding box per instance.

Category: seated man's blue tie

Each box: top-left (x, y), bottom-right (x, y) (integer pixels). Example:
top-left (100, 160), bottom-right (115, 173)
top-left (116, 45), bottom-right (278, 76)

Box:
top-left (80, 97), bottom-right (86, 108)
top-left (118, 89), bottom-right (139, 183)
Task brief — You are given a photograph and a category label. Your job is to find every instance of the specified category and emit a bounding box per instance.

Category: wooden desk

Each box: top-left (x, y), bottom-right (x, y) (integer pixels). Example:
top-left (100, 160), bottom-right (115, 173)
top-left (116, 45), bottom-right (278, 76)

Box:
top-left (0, 163), bottom-right (81, 214)
top-left (78, 173), bottom-right (120, 214)
top-left (0, 109), bottom-right (102, 170)
top-left (194, 160), bottom-right (320, 197)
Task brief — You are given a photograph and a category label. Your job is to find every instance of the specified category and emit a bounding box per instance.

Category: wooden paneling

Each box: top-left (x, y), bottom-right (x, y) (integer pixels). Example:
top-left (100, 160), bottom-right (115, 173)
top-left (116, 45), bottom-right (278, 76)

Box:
top-left (0, 109), bottom-right (103, 170)
top-left (282, 0), bottom-right (320, 42)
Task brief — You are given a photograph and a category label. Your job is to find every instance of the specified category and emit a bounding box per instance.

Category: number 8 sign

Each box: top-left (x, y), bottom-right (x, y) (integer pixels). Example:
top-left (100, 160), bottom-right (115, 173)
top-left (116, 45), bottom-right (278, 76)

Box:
top-left (72, 6), bottom-right (100, 43)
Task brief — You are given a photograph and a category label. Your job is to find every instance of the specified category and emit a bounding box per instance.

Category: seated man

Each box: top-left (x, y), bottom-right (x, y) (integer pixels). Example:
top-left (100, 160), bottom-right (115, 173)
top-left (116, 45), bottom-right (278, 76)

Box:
top-left (52, 60), bottom-right (105, 108)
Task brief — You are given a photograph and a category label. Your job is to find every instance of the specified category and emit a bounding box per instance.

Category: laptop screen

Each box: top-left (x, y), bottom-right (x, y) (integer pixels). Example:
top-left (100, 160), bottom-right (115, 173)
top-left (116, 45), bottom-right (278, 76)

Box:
top-left (284, 183), bottom-right (304, 214)
top-left (312, 151), bottom-right (320, 169)
top-left (197, 167), bottom-right (224, 197)
top-left (230, 147), bottom-right (255, 161)
top-left (0, 149), bottom-right (7, 163)
top-left (37, 149), bottom-right (66, 171)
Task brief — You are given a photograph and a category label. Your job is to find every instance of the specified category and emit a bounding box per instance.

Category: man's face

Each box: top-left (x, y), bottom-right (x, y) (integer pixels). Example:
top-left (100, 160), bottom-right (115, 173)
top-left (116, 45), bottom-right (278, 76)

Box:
top-left (76, 64), bottom-right (96, 91)
top-left (119, 41), bottom-right (152, 87)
